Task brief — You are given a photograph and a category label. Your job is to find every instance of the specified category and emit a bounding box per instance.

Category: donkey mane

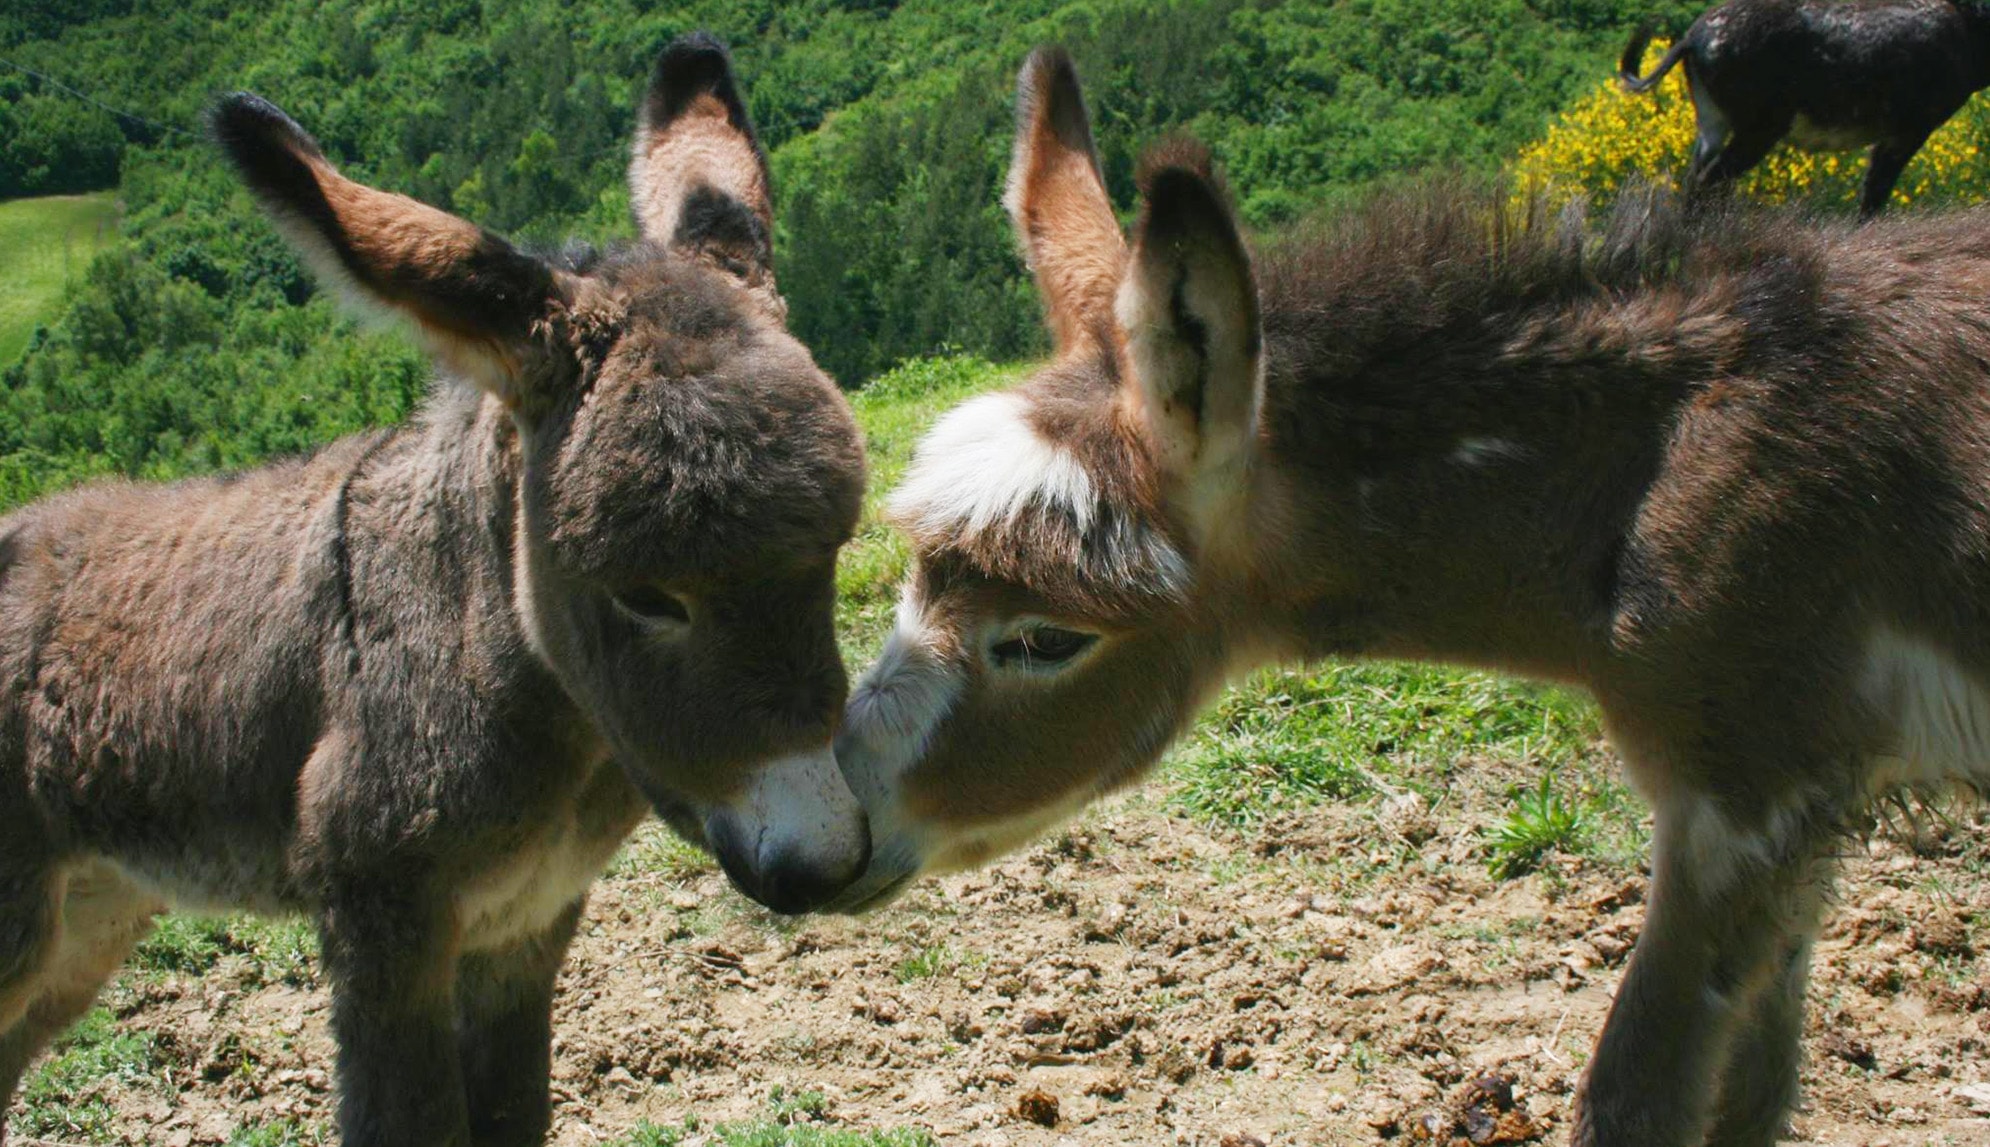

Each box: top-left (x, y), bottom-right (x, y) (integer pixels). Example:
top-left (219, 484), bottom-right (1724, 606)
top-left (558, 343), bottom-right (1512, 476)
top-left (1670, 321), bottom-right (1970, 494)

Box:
top-left (1249, 180), bottom-right (1908, 474)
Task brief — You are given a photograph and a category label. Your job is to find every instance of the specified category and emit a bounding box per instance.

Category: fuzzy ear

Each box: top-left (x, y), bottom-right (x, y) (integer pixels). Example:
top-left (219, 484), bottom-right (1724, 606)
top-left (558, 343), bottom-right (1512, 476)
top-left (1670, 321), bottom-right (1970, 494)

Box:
top-left (1004, 46), bottom-right (1127, 354)
top-left (630, 34), bottom-right (778, 301)
top-left (1115, 143), bottom-right (1262, 483)
top-left (212, 93), bottom-right (562, 407)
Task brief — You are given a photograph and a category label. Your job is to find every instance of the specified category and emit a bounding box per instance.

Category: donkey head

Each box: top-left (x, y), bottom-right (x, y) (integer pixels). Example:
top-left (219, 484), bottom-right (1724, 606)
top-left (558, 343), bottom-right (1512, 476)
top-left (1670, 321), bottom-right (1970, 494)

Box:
top-left (828, 50), bottom-right (1274, 911)
top-left (214, 35), bottom-right (870, 915)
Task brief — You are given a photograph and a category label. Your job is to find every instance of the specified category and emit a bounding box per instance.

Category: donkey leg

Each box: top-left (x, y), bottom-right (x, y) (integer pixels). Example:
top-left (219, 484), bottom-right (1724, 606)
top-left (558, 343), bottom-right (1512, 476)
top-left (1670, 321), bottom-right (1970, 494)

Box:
top-left (456, 900), bottom-right (583, 1147)
top-left (1701, 892), bottom-right (1830, 1147)
top-left (1570, 796), bottom-right (1831, 1147)
top-left (1694, 120), bottom-right (1790, 200)
top-left (320, 892), bottom-right (471, 1147)
top-left (1858, 134), bottom-right (1931, 220)
top-left (1, 862), bottom-right (159, 1144)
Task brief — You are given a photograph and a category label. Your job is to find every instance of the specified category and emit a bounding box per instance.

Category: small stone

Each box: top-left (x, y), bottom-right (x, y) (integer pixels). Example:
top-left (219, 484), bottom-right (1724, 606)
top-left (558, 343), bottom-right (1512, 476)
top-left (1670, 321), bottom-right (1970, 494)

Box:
top-left (1013, 1087), bottom-right (1059, 1127)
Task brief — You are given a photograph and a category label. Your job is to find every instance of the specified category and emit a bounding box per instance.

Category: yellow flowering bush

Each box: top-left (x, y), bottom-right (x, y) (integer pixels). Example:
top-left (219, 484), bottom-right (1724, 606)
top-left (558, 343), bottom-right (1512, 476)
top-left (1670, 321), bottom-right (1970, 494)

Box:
top-left (1511, 40), bottom-right (1990, 210)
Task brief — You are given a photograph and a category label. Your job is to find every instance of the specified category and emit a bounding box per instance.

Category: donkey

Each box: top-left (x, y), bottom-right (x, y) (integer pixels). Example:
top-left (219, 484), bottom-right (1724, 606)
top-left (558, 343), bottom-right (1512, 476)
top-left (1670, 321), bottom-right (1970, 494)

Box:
top-left (1620, 0), bottom-right (1990, 218)
top-left (0, 35), bottom-right (870, 1147)
top-left (828, 46), bottom-right (1990, 1147)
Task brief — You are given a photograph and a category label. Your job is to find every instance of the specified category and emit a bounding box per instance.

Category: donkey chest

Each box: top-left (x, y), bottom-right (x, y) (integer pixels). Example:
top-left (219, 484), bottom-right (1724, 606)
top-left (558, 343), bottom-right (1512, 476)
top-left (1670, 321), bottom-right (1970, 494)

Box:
top-left (454, 762), bottom-right (647, 950)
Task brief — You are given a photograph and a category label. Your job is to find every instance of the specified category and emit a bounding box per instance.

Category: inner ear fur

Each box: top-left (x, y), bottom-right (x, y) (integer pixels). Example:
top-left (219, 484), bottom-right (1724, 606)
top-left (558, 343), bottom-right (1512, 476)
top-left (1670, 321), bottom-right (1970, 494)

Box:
top-left (1115, 141), bottom-right (1262, 477)
top-left (1005, 46), bottom-right (1127, 354)
top-left (630, 33), bottom-right (777, 296)
top-left (212, 92), bottom-right (562, 405)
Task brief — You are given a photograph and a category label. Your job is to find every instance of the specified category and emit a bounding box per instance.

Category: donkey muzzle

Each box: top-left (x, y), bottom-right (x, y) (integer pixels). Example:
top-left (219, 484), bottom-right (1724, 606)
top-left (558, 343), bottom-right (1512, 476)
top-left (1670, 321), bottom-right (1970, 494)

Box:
top-left (704, 745), bottom-right (871, 915)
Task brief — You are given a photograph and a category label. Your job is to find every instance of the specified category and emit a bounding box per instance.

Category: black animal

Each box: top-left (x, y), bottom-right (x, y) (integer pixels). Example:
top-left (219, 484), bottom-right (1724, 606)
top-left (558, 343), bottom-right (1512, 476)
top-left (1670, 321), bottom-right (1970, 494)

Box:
top-left (1621, 0), bottom-right (1990, 217)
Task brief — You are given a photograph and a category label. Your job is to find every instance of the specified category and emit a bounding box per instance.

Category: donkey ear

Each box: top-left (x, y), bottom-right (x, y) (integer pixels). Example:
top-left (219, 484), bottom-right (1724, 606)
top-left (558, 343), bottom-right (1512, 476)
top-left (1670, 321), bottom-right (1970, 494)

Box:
top-left (1004, 46), bottom-right (1127, 354)
top-left (1115, 142), bottom-right (1262, 482)
top-left (212, 93), bottom-right (562, 408)
top-left (630, 34), bottom-right (777, 300)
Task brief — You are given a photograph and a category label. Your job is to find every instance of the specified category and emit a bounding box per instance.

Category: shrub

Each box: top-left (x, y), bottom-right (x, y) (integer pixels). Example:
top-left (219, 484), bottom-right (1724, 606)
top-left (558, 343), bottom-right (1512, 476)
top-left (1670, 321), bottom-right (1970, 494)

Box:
top-left (1511, 39), bottom-right (1990, 211)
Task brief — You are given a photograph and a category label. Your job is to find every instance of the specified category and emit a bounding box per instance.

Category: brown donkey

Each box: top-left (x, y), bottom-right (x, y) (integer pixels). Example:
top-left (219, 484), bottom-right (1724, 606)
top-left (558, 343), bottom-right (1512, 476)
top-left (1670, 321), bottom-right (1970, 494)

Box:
top-left (0, 35), bottom-right (869, 1147)
top-left (829, 47), bottom-right (1990, 1147)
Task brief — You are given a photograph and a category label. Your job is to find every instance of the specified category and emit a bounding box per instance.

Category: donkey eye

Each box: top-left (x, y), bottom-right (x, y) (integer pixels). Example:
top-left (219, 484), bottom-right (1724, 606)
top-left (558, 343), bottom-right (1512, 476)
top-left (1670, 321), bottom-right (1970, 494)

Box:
top-left (613, 585), bottom-right (691, 626)
top-left (990, 625), bottom-right (1097, 670)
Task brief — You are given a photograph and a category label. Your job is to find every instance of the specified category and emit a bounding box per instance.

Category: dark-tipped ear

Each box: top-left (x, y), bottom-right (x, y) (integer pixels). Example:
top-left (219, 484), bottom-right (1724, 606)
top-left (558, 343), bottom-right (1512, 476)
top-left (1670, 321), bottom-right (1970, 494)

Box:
top-left (1116, 142), bottom-right (1261, 482)
top-left (1004, 46), bottom-right (1127, 354)
top-left (630, 34), bottom-right (778, 301)
top-left (212, 92), bottom-right (564, 407)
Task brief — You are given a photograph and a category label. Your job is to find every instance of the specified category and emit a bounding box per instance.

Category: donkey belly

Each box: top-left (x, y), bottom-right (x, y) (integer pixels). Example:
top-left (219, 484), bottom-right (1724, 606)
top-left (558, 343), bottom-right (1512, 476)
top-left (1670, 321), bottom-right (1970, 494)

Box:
top-left (1787, 113), bottom-right (1881, 152)
top-left (1858, 628), bottom-right (1990, 793)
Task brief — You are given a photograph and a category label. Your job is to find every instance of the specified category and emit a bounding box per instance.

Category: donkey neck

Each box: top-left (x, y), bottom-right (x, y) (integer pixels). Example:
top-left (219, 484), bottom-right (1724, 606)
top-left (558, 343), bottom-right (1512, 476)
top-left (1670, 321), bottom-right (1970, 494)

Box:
top-left (1241, 199), bottom-right (1748, 682)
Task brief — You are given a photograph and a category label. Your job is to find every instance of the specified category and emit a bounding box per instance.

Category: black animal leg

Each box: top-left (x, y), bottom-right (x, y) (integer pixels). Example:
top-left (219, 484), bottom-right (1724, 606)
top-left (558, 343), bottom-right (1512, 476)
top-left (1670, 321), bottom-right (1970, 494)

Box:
top-left (1860, 133), bottom-right (1931, 219)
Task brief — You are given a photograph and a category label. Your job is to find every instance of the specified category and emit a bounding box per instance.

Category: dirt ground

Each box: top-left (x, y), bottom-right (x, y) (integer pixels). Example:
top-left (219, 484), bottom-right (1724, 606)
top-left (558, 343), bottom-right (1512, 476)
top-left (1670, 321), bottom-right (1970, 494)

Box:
top-left (49, 757), bottom-right (1990, 1146)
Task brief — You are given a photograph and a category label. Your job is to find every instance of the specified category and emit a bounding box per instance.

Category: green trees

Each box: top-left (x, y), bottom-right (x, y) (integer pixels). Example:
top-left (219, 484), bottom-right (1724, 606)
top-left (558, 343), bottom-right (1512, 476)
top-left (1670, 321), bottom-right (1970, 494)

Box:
top-left (0, 0), bottom-right (1693, 507)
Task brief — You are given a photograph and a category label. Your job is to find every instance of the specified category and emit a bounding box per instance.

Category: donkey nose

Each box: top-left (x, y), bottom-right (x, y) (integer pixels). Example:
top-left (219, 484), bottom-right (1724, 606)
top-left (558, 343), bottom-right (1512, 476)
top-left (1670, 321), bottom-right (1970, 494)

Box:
top-left (706, 812), bottom-right (871, 915)
top-left (754, 823), bottom-right (872, 915)
top-left (702, 744), bottom-right (873, 915)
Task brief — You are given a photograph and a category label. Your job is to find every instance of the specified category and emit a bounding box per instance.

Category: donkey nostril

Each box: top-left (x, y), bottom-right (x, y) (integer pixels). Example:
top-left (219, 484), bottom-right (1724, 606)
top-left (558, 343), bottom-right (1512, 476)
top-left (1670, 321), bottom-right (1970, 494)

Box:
top-left (753, 819), bottom-right (871, 916)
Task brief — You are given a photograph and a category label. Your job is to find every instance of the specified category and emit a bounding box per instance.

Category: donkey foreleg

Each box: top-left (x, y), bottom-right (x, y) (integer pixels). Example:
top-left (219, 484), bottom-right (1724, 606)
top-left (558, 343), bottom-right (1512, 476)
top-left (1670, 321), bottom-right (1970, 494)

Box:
top-left (1859, 132), bottom-right (1933, 220)
top-left (1571, 795), bottom-right (1831, 1147)
top-left (1692, 120), bottom-right (1791, 202)
top-left (320, 893), bottom-right (472, 1147)
top-left (1702, 914), bottom-right (1829, 1147)
top-left (456, 900), bottom-right (584, 1147)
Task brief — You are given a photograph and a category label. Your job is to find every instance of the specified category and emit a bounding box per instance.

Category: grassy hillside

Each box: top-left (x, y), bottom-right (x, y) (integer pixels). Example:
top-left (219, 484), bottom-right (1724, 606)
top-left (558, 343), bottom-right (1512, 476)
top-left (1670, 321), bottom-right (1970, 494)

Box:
top-left (0, 191), bottom-right (116, 363)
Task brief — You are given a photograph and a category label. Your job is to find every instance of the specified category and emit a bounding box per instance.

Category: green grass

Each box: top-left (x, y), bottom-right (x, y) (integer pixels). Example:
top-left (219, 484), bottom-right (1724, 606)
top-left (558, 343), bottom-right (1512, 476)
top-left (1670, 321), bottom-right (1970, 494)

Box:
top-left (0, 193), bottom-right (119, 365)
top-left (1485, 773), bottom-right (1589, 878)
top-left (132, 913), bottom-right (319, 987)
top-left (15, 1006), bottom-right (160, 1143)
top-left (1166, 662), bottom-right (1602, 829)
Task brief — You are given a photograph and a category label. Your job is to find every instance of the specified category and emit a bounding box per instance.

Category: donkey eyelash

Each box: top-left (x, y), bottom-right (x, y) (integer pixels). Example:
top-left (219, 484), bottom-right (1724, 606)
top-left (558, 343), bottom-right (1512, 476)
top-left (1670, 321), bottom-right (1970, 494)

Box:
top-left (989, 623), bottom-right (1098, 670)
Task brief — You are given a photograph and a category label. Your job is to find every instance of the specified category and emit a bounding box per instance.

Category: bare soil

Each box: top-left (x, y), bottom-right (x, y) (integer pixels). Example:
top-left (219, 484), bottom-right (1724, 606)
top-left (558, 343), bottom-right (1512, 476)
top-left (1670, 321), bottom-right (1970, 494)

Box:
top-left (53, 759), bottom-right (1990, 1146)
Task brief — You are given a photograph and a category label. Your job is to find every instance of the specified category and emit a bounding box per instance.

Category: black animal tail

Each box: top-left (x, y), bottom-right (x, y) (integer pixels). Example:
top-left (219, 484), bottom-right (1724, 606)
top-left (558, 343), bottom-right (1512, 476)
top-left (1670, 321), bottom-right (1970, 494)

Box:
top-left (1618, 20), bottom-right (1691, 94)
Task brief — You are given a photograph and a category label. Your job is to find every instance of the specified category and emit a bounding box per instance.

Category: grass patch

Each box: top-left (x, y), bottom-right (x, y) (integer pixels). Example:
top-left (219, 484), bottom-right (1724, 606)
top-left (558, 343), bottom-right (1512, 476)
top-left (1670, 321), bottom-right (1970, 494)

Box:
top-left (0, 193), bottom-right (119, 365)
top-left (15, 1006), bottom-right (160, 1143)
top-left (227, 1117), bottom-right (331, 1146)
top-left (607, 819), bottom-right (715, 881)
top-left (893, 944), bottom-right (957, 983)
top-left (1168, 661), bottom-right (1600, 827)
top-left (132, 913), bottom-right (318, 986)
top-left (1485, 773), bottom-right (1588, 878)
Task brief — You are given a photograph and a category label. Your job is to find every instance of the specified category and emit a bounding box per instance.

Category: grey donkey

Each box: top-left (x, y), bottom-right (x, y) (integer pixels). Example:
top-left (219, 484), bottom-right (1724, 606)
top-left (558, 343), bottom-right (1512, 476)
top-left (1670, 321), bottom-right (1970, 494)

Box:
top-left (0, 34), bottom-right (870, 1147)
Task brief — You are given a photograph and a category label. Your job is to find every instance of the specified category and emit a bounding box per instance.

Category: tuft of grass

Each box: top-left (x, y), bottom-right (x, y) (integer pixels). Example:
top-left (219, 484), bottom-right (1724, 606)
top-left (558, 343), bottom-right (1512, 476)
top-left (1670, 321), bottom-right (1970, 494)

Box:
top-left (0, 193), bottom-right (120, 365)
top-left (15, 1006), bottom-right (160, 1143)
top-left (608, 820), bottom-right (714, 881)
top-left (132, 913), bottom-right (318, 986)
top-left (893, 944), bottom-right (955, 983)
top-left (227, 1117), bottom-right (331, 1146)
top-left (1485, 772), bottom-right (1588, 878)
top-left (768, 1085), bottom-right (831, 1125)
top-left (1168, 662), bottom-right (1600, 827)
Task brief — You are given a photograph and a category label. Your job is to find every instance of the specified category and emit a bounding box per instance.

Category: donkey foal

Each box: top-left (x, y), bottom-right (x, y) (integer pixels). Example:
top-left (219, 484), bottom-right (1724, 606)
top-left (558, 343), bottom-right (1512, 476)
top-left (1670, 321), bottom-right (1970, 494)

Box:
top-left (1621, 0), bottom-right (1990, 217)
top-left (830, 47), bottom-right (1990, 1147)
top-left (0, 36), bottom-right (868, 1147)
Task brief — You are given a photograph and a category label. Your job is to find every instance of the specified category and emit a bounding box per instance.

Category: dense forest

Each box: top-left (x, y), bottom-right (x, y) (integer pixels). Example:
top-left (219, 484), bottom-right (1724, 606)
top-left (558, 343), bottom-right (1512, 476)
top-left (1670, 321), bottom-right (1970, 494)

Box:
top-left (0, 0), bottom-right (1700, 506)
